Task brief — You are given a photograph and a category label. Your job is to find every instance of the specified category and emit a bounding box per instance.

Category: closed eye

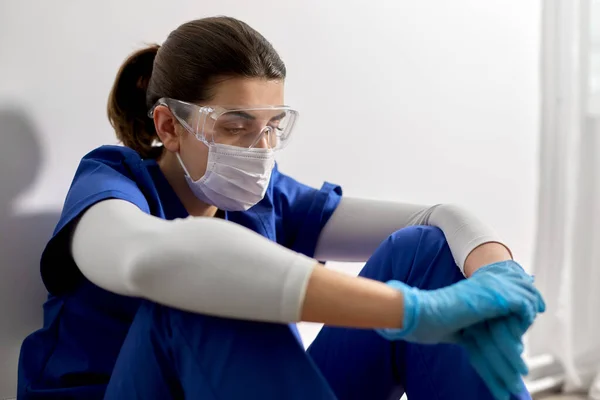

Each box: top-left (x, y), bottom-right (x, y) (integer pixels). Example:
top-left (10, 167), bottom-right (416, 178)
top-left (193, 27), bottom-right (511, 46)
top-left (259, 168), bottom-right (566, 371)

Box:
top-left (225, 128), bottom-right (246, 135)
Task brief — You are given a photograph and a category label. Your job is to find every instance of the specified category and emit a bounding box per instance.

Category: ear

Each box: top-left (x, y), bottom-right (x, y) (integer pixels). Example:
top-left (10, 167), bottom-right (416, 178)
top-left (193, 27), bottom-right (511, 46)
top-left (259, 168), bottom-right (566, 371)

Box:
top-left (153, 106), bottom-right (181, 152)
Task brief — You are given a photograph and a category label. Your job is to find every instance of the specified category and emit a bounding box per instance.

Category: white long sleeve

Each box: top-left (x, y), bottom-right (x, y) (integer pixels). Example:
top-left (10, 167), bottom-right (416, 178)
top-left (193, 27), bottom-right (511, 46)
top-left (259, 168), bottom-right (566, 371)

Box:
top-left (71, 199), bottom-right (317, 323)
top-left (71, 196), bottom-right (503, 323)
top-left (314, 197), bottom-right (505, 274)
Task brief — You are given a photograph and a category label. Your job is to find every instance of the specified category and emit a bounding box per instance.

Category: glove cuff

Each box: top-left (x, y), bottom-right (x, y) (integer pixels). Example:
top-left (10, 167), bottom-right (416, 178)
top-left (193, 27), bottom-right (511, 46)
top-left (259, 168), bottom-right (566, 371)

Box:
top-left (375, 280), bottom-right (420, 341)
top-left (473, 260), bottom-right (527, 276)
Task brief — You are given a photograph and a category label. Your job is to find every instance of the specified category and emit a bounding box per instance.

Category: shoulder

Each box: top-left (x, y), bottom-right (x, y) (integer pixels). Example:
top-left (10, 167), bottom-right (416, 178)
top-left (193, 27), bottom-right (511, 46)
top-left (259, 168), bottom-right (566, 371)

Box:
top-left (269, 164), bottom-right (342, 208)
top-left (264, 164), bottom-right (343, 256)
top-left (78, 144), bottom-right (143, 172)
top-left (42, 145), bottom-right (152, 294)
top-left (66, 145), bottom-right (147, 200)
top-left (56, 145), bottom-right (153, 232)
top-left (72, 144), bottom-right (156, 193)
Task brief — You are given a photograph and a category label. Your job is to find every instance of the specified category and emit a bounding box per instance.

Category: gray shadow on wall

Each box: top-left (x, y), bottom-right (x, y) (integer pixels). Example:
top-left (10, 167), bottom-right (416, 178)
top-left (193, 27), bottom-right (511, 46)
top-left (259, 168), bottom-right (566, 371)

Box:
top-left (0, 107), bottom-right (60, 397)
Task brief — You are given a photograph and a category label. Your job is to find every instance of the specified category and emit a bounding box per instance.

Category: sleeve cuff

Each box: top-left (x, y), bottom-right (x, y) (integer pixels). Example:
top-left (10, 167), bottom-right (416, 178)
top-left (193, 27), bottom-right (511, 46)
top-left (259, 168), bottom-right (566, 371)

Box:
top-left (280, 253), bottom-right (318, 321)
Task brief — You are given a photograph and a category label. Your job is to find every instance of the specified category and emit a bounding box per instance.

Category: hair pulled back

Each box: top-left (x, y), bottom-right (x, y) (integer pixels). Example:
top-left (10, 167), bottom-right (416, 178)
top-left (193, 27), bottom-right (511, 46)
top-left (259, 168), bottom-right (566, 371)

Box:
top-left (107, 16), bottom-right (286, 158)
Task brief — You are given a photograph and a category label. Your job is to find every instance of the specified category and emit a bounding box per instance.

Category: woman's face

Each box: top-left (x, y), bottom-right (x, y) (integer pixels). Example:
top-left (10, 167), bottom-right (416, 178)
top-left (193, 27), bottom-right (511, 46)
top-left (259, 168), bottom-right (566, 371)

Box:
top-left (177, 77), bottom-right (285, 181)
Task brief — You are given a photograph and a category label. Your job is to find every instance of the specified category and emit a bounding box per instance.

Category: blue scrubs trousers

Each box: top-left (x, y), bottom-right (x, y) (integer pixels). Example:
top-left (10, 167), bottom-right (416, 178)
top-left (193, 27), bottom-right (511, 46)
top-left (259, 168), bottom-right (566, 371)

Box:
top-left (103, 226), bottom-right (532, 400)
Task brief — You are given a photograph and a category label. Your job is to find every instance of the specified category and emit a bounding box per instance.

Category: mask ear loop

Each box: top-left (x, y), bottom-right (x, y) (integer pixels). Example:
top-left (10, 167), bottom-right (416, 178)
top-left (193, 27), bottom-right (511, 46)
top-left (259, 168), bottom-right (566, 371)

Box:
top-left (169, 103), bottom-right (203, 179)
top-left (175, 153), bottom-right (194, 178)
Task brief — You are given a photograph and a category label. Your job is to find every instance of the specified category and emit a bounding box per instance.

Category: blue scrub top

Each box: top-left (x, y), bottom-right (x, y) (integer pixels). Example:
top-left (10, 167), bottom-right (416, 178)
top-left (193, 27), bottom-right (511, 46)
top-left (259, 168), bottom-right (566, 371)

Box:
top-left (17, 145), bottom-right (342, 398)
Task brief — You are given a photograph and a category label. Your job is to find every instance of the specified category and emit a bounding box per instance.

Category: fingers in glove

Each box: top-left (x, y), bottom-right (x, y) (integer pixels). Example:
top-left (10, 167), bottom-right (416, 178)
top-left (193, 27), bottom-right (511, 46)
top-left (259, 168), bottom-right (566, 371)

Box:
top-left (481, 264), bottom-right (547, 314)
top-left (532, 280), bottom-right (546, 313)
top-left (503, 315), bottom-right (525, 344)
top-left (495, 284), bottom-right (538, 325)
top-left (518, 279), bottom-right (545, 314)
top-left (471, 283), bottom-right (537, 325)
top-left (488, 318), bottom-right (528, 376)
top-left (471, 263), bottom-right (544, 307)
top-left (467, 322), bottom-right (525, 394)
top-left (462, 336), bottom-right (511, 400)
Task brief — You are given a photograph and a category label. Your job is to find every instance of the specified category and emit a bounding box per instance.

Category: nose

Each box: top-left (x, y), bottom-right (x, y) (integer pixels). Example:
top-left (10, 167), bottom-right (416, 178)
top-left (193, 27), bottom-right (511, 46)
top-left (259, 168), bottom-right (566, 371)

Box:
top-left (251, 126), bottom-right (273, 149)
top-left (254, 138), bottom-right (269, 149)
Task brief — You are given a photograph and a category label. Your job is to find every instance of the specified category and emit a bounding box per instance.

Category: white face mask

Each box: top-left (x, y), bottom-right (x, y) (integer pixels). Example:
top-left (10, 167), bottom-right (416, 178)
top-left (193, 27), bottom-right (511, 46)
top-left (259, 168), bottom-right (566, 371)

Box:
top-left (176, 144), bottom-right (275, 212)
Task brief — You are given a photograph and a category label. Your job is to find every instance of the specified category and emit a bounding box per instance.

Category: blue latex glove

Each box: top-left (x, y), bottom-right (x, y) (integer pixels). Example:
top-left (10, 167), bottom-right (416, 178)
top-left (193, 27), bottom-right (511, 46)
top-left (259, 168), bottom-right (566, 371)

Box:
top-left (460, 318), bottom-right (527, 400)
top-left (458, 261), bottom-right (546, 400)
top-left (376, 263), bottom-right (543, 344)
top-left (467, 261), bottom-right (546, 325)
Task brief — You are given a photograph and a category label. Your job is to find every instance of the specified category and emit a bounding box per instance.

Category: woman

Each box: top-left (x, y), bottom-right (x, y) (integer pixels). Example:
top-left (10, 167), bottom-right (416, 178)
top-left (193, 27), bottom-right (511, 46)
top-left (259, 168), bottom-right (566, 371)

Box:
top-left (17, 16), bottom-right (544, 400)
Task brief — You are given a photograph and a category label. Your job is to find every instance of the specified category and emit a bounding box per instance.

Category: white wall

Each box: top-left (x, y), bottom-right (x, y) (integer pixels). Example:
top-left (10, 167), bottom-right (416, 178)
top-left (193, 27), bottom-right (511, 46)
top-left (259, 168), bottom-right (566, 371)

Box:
top-left (0, 0), bottom-right (541, 396)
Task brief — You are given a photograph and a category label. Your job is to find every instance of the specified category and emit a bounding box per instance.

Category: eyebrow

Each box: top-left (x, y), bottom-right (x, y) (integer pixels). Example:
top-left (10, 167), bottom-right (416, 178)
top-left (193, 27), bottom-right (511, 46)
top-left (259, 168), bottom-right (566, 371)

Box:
top-left (270, 112), bottom-right (287, 121)
top-left (226, 111), bottom-right (287, 121)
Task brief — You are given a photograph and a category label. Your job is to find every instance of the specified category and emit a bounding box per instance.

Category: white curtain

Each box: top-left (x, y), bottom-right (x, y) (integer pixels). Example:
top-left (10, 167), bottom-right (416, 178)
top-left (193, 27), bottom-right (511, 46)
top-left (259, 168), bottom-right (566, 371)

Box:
top-left (528, 0), bottom-right (600, 396)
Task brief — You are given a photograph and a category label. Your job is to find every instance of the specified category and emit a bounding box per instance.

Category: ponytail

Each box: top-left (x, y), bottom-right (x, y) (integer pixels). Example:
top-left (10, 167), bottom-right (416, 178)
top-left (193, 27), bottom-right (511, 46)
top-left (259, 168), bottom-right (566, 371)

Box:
top-left (107, 44), bottom-right (163, 159)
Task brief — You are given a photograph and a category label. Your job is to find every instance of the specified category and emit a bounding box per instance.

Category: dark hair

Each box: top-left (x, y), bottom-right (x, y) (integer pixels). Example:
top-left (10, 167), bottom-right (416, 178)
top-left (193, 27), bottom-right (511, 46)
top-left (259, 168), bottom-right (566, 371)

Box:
top-left (107, 16), bottom-right (286, 159)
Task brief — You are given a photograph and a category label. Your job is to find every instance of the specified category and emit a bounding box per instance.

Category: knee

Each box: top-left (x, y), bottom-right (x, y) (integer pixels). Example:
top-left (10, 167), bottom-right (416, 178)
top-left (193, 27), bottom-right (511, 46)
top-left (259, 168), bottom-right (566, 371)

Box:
top-left (386, 225), bottom-right (448, 256)
top-left (382, 226), bottom-right (461, 289)
top-left (392, 225), bottom-right (445, 241)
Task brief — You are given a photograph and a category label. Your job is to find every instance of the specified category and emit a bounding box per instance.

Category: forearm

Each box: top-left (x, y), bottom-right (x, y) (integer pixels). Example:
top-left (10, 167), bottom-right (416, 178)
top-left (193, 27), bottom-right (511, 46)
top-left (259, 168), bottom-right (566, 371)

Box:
top-left (302, 266), bottom-right (404, 329)
top-left (72, 199), bottom-right (405, 328)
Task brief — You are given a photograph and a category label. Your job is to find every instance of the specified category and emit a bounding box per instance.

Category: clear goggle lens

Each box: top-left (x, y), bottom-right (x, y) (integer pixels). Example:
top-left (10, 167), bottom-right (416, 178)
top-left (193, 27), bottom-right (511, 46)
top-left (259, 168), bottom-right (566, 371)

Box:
top-left (149, 98), bottom-right (298, 150)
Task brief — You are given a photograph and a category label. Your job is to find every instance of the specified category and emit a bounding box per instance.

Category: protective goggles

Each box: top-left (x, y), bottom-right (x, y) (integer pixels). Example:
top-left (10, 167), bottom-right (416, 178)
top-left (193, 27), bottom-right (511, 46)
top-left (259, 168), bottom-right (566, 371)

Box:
top-left (148, 98), bottom-right (298, 150)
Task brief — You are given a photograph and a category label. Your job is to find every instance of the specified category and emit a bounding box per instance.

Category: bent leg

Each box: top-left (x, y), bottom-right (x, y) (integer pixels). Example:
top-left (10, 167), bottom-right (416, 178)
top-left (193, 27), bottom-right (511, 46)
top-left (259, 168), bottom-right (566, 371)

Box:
top-left (105, 301), bottom-right (336, 400)
top-left (307, 225), bottom-right (531, 400)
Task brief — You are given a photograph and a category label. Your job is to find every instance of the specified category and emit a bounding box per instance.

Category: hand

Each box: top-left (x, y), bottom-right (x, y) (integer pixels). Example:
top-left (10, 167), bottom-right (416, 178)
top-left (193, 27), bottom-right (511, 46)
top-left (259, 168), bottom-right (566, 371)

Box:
top-left (469, 261), bottom-right (546, 328)
top-left (458, 261), bottom-right (546, 399)
top-left (375, 263), bottom-right (544, 344)
top-left (459, 317), bottom-right (528, 400)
